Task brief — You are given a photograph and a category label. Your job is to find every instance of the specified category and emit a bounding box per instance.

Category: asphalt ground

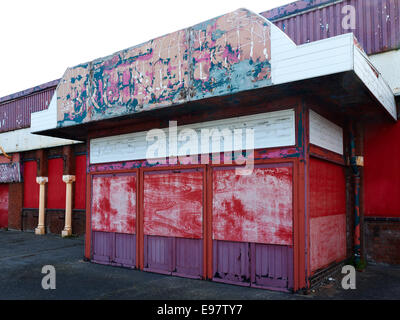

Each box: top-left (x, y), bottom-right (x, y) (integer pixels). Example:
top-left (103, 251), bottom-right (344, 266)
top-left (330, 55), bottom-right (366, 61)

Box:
top-left (0, 229), bottom-right (399, 300)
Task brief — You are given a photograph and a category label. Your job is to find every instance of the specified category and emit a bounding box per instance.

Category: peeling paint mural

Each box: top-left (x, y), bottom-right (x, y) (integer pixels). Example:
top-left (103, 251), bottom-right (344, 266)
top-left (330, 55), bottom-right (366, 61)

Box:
top-left (91, 173), bottom-right (137, 234)
top-left (57, 9), bottom-right (272, 127)
top-left (143, 169), bottom-right (203, 239)
top-left (212, 164), bottom-right (293, 245)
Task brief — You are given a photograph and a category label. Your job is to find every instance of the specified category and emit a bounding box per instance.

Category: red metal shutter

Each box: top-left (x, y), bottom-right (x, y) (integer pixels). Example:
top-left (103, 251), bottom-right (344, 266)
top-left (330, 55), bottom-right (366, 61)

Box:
top-left (47, 158), bottom-right (66, 209)
top-left (309, 157), bottom-right (346, 273)
top-left (23, 161), bottom-right (39, 208)
top-left (74, 155), bottom-right (87, 210)
top-left (0, 184), bottom-right (8, 228)
top-left (91, 173), bottom-right (137, 267)
top-left (143, 168), bottom-right (204, 278)
top-left (211, 163), bottom-right (294, 289)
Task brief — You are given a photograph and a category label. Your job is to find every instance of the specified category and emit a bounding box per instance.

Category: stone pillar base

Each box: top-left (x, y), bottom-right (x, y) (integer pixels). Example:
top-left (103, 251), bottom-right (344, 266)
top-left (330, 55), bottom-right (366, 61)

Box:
top-left (35, 226), bottom-right (45, 235)
top-left (61, 229), bottom-right (72, 237)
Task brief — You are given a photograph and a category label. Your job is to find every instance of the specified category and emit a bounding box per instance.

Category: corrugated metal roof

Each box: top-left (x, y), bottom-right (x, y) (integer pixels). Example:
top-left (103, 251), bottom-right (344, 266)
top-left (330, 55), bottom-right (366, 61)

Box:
top-left (0, 80), bottom-right (59, 133)
top-left (261, 0), bottom-right (400, 55)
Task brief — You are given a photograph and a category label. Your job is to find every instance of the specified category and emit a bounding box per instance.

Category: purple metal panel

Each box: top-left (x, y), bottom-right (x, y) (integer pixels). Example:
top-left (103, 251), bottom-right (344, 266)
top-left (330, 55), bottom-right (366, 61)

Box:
top-left (212, 240), bottom-right (293, 290)
top-left (253, 243), bottom-right (292, 289)
top-left (92, 231), bottom-right (113, 264)
top-left (212, 240), bottom-right (250, 286)
top-left (173, 238), bottom-right (203, 279)
top-left (261, 0), bottom-right (400, 55)
top-left (143, 235), bottom-right (173, 274)
top-left (143, 235), bottom-right (203, 278)
top-left (114, 233), bottom-right (136, 268)
top-left (0, 86), bottom-right (56, 133)
top-left (92, 231), bottom-right (136, 268)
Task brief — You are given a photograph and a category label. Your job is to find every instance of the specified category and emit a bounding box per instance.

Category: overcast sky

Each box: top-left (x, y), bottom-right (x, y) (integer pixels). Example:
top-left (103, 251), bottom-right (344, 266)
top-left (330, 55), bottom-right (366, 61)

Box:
top-left (0, 0), bottom-right (293, 97)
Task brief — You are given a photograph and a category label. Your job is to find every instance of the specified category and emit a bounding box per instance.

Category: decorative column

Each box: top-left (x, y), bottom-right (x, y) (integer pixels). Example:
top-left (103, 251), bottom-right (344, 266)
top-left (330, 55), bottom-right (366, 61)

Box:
top-left (62, 175), bottom-right (75, 237)
top-left (35, 177), bottom-right (48, 235)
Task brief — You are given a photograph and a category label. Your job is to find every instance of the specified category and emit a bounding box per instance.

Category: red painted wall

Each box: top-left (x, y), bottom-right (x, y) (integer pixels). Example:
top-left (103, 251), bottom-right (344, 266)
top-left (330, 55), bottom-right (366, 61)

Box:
top-left (91, 173), bottom-right (136, 234)
top-left (309, 157), bottom-right (346, 272)
top-left (0, 184), bottom-right (8, 228)
top-left (364, 121), bottom-right (400, 217)
top-left (212, 164), bottom-right (293, 245)
top-left (143, 169), bottom-right (203, 239)
top-left (23, 160), bottom-right (39, 208)
top-left (74, 155), bottom-right (86, 210)
top-left (47, 158), bottom-right (66, 209)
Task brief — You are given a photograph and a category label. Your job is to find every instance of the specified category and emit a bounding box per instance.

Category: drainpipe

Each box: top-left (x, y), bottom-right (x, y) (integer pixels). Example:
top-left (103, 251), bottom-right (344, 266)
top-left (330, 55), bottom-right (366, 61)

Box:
top-left (349, 124), bottom-right (362, 266)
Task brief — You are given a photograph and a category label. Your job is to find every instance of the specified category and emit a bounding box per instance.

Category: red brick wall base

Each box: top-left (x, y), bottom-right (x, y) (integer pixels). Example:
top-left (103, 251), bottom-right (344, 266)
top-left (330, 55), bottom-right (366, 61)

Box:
top-left (365, 218), bottom-right (400, 265)
top-left (22, 209), bottom-right (86, 235)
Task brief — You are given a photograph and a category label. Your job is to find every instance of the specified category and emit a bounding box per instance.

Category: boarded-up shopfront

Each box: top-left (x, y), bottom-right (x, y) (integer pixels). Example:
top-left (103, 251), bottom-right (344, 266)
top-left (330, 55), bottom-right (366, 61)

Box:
top-left (31, 9), bottom-right (396, 291)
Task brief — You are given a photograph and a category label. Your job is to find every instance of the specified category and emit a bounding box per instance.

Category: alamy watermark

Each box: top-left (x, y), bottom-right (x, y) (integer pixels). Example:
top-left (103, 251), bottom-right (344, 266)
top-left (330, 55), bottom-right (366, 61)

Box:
top-left (41, 265), bottom-right (56, 290)
top-left (342, 5), bottom-right (356, 30)
top-left (341, 265), bottom-right (356, 290)
top-left (145, 121), bottom-right (255, 175)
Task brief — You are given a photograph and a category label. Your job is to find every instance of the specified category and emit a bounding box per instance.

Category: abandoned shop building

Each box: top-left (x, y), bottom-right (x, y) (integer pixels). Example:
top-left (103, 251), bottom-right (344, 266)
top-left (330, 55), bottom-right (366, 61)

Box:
top-left (0, 4), bottom-right (399, 293)
top-left (0, 80), bottom-right (86, 235)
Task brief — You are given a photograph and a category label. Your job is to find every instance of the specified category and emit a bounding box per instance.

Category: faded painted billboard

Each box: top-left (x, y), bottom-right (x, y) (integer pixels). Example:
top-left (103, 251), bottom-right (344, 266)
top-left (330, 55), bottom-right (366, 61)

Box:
top-left (57, 9), bottom-right (272, 127)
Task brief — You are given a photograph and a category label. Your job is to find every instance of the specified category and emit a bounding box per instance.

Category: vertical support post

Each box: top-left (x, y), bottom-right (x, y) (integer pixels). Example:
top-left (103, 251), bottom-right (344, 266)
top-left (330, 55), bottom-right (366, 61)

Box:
top-left (349, 123), bottom-right (362, 266)
top-left (62, 175), bottom-right (76, 237)
top-left (35, 177), bottom-right (48, 235)
top-left (293, 101), bottom-right (308, 292)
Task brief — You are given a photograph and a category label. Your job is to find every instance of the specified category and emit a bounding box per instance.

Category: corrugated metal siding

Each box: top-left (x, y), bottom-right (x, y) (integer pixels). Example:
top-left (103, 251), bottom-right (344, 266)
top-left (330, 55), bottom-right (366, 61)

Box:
top-left (261, 0), bottom-right (400, 55)
top-left (92, 231), bottom-right (136, 268)
top-left (143, 235), bottom-right (203, 278)
top-left (0, 87), bottom-right (55, 133)
top-left (212, 240), bottom-right (294, 289)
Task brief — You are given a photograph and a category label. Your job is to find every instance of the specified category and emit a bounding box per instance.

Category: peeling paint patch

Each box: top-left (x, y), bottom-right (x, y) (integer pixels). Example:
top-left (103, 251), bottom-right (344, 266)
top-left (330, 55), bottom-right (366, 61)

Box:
top-left (91, 174), bottom-right (136, 234)
top-left (143, 170), bottom-right (203, 239)
top-left (212, 164), bottom-right (293, 245)
top-left (57, 9), bottom-right (272, 127)
top-left (309, 157), bottom-right (346, 272)
top-left (310, 214), bottom-right (346, 272)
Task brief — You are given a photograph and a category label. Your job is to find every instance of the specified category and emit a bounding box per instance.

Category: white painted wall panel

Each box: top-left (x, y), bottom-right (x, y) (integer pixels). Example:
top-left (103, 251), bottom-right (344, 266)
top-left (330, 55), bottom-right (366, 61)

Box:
top-left (309, 109), bottom-right (343, 155)
top-left (369, 49), bottom-right (400, 96)
top-left (90, 109), bottom-right (296, 164)
top-left (31, 92), bottom-right (58, 132)
top-left (271, 33), bottom-right (353, 85)
top-left (0, 127), bottom-right (80, 153)
top-left (354, 47), bottom-right (397, 120)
